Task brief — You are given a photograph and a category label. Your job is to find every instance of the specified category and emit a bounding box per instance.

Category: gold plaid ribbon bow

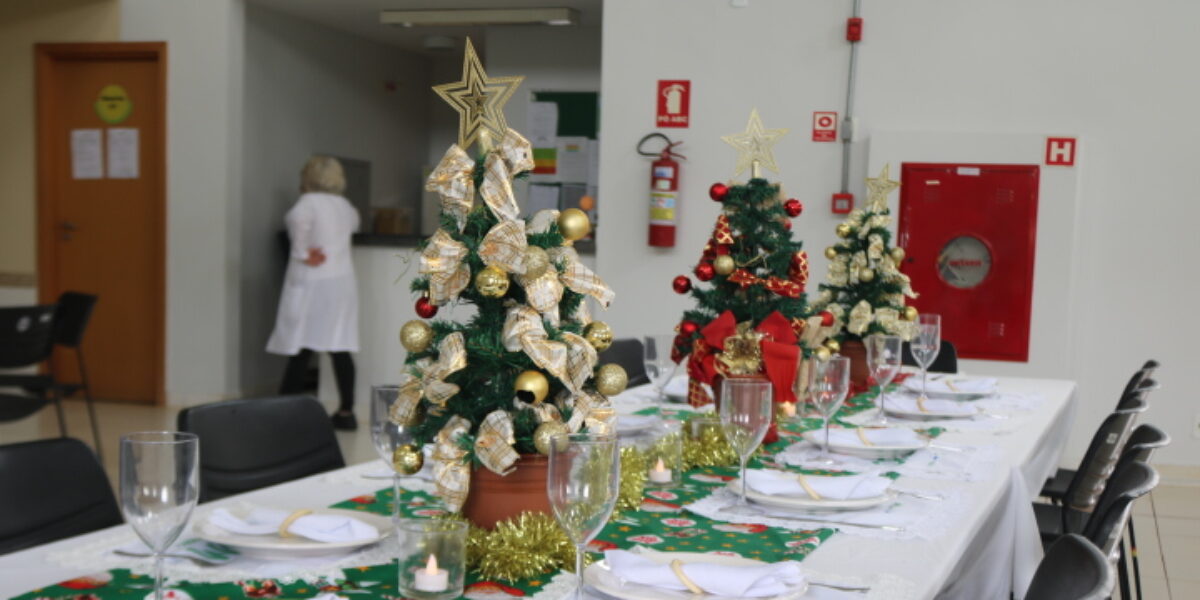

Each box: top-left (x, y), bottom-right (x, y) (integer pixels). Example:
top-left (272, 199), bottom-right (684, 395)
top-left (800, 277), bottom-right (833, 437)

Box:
top-left (389, 333), bottom-right (468, 425)
top-left (432, 416), bottom-right (472, 512)
top-left (549, 246), bottom-right (615, 308)
top-left (474, 410), bottom-right (519, 475)
top-left (425, 145), bottom-right (476, 233)
top-left (847, 300), bottom-right (873, 336)
top-left (419, 230), bottom-right (470, 305)
top-left (502, 306), bottom-right (597, 394)
top-left (565, 391), bottom-right (613, 433)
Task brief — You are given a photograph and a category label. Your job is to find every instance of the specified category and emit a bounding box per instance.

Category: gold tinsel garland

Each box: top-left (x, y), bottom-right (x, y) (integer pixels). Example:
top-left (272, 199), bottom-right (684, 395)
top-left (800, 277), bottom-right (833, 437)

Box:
top-left (617, 445), bottom-right (649, 513)
top-left (466, 511), bottom-right (582, 582)
top-left (683, 423), bottom-right (739, 469)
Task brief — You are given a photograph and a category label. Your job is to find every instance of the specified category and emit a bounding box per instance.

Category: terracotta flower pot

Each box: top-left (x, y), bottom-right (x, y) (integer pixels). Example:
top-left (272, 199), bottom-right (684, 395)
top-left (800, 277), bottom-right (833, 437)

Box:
top-left (461, 454), bottom-right (551, 529)
top-left (840, 338), bottom-right (871, 388)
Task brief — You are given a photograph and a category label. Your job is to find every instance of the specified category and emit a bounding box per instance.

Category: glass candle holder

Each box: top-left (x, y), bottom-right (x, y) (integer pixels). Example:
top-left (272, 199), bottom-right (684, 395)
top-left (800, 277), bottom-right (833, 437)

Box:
top-left (397, 519), bottom-right (467, 600)
top-left (686, 414), bottom-right (723, 440)
top-left (644, 421), bottom-right (683, 487)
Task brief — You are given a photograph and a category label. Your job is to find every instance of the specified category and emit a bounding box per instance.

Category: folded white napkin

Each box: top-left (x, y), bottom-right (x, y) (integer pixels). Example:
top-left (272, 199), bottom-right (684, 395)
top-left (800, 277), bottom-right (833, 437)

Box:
top-left (605, 549), bottom-right (806, 597)
top-left (816, 427), bottom-right (925, 448)
top-left (662, 376), bottom-right (689, 397)
top-left (903, 376), bottom-right (996, 394)
top-left (744, 470), bottom-right (892, 500)
top-left (617, 415), bottom-right (660, 433)
top-left (888, 395), bottom-right (978, 416)
top-left (207, 508), bottom-right (378, 544)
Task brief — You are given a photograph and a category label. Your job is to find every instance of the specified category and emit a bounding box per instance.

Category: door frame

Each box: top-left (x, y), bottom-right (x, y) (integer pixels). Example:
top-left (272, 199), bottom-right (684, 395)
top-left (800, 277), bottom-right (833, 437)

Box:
top-left (34, 42), bottom-right (168, 404)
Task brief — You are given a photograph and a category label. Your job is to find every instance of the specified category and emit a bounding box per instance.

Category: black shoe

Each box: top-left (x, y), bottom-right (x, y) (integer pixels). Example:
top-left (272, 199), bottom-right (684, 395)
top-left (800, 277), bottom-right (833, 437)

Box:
top-left (331, 411), bottom-right (357, 431)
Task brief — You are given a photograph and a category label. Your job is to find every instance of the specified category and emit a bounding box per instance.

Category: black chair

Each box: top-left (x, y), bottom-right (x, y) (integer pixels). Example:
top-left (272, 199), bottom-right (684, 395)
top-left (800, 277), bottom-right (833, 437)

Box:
top-left (0, 437), bottom-right (122, 554)
top-left (901, 339), bottom-right (958, 373)
top-left (1099, 426), bottom-right (1168, 600)
top-left (51, 292), bottom-right (103, 462)
top-left (1080, 461), bottom-right (1158, 600)
top-left (1117, 360), bottom-right (1159, 410)
top-left (0, 304), bottom-right (67, 436)
top-left (178, 395), bottom-right (345, 502)
top-left (598, 338), bottom-right (650, 387)
top-left (1025, 534), bottom-right (1114, 600)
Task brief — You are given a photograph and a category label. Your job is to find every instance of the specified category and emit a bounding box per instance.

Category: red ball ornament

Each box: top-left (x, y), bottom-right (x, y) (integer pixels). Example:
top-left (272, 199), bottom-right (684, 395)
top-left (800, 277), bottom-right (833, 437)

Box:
top-left (680, 320), bottom-right (699, 336)
top-left (819, 310), bottom-right (835, 327)
top-left (672, 275), bottom-right (692, 294)
top-left (694, 263), bottom-right (715, 282)
top-left (782, 219), bottom-right (792, 231)
top-left (784, 198), bottom-right (804, 217)
top-left (415, 296), bottom-right (438, 319)
top-left (709, 183), bottom-right (729, 202)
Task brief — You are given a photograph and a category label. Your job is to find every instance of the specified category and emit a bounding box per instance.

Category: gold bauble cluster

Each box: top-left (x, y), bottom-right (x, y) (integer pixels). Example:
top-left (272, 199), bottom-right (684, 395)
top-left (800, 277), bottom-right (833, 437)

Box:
top-left (475, 264), bottom-right (510, 298)
top-left (824, 246), bottom-right (838, 260)
top-left (713, 255), bottom-right (736, 275)
top-left (533, 421), bottom-right (570, 455)
top-left (514, 370), bottom-right (550, 403)
top-left (824, 338), bottom-right (841, 354)
top-left (813, 346), bottom-right (832, 361)
top-left (891, 247), bottom-right (906, 262)
top-left (392, 444), bottom-right (425, 475)
top-left (594, 363), bottom-right (628, 396)
top-left (902, 305), bottom-right (919, 321)
top-left (583, 321), bottom-right (614, 352)
top-left (558, 208), bottom-right (591, 242)
top-left (836, 223), bottom-right (853, 238)
top-left (523, 246), bottom-right (551, 279)
top-left (400, 320), bottom-right (434, 353)
top-left (859, 267), bottom-right (875, 282)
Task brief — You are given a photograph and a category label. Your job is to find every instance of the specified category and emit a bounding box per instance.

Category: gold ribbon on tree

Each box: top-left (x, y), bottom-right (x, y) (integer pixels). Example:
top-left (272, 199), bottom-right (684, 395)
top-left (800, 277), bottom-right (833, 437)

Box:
top-left (564, 391), bottom-right (613, 433)
top-left (389, 333), bottom-right (469, 425)
top-left (474, 410), bottom-right (519, 475)
top-left (502, 305), bottom-right (597, 394)
top-left (516, 209), bottom-right (614, 325)
top-left (479, 220), bottom-right (528, 274)
top-left (847, 300), bottom-right (874, 336)
top-left (425, 145), bottom-right (475, 233)
top-left (432, 416), bottom-right (472, 512)
top-left (420, 230), bottom-right (471, 305)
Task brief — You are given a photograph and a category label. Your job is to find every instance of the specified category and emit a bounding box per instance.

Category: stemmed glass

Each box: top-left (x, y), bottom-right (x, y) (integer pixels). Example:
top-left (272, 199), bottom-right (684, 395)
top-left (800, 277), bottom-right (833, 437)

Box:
top-left (643, 335), bottom-right (678, 402)
top-left (809, 356), bottom-right (851, 465)
top-left (119, 432), bottom-right (199, 600)
top-left (372, 385), bottom-right (424, 524)
top-left (910, 314), bottom-right (942, 400)
top-left (547, 433), bottom-right (620, 600)
top-left (719, 378), bottom-right (773, 512)
top-left (865, 335), bottom-right (903, 425)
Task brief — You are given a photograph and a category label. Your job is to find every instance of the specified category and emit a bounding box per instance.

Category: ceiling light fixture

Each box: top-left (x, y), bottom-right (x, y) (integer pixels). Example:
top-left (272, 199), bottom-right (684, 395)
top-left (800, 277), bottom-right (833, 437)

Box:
top-left (380, 8), bottom-right (579, 28)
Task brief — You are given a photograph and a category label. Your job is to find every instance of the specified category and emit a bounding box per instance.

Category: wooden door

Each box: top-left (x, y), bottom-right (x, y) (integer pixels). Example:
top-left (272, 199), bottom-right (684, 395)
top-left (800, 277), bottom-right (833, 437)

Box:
top-left (36, 43), bottom-right (166, 404)
top-left (897, 163), bottom-right (1039, 362)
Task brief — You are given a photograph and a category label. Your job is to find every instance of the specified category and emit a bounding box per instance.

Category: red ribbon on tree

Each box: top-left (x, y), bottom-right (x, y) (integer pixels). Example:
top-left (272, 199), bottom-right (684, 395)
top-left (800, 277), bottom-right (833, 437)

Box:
top-left (789, 251), bottom-right (809, 290)
top-left (685, 310), bottom-right (801, 407)
top-left (727, 269), bottom-right (803, 299)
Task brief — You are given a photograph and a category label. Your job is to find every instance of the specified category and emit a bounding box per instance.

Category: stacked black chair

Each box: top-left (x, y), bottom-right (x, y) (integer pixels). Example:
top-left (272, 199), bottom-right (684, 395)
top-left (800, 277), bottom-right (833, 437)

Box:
top-left (1081, 461), bottom-right (1158, 600)
top-left (1025, 534), bottom-right (1114, 600)
top-left (0, 438), bottom-right (122, 553)
top-left (51, 292), bottom-right (103, 462)
top-left (0, 304), bottom-right (66, 436)
top-left (178, 395), bottom-right (345, 502)
top-left (900, 339), bottom-right (958, 373)
top-left (1108, 424), bottom-right (1170, 600)
top-left (598, 338), bottom-right (650, 387)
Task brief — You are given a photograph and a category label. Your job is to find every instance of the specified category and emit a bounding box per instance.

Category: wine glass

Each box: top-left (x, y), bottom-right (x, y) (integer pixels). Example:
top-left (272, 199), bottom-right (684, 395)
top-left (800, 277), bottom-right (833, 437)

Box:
top-left (865, 335), bottom-right (903, 425)
top-left (910, 314), bottom-right (942, 401)
top-left (809, 356), bottom-right (851, 465)
top-left (547, 433), bottom-right (620, 600)
top-left (719, 378), bottom-right (773, 512)
top-left (119, 432), bottom-right (199, 600)
top-left (643, 335), bottom-right (678, 402)
top-left (372, 385), bottom-right (423, 524)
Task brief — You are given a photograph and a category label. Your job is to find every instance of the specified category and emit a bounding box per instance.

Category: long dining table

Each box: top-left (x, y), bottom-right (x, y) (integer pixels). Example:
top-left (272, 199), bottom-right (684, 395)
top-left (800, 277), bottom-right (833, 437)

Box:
top-left (0, 375), bottom-right (1076, 600)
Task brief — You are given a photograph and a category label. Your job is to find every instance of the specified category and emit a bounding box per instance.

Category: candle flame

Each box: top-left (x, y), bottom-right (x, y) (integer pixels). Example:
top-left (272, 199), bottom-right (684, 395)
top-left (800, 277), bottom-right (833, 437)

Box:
top-left (425, 553), bottom-right (439, 574)
top-left (782, 403), bottom-right (797, 416)
top-left (654, 457), bottom-right (666, 472)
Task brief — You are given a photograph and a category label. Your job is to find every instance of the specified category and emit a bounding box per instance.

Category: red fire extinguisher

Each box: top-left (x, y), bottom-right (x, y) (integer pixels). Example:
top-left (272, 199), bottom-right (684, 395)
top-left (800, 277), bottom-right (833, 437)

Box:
top-left (639, 133), bottom-right (685, 247)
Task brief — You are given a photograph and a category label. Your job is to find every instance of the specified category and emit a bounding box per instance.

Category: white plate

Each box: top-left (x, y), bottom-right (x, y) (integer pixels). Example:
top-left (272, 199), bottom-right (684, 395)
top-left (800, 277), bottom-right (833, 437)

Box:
top-left (902, 378), bottom-right (995, 400)
top-left (195, 507), bottom-right (392, 559)
top-left (731, 479), bottom-right (896, 512)
top-left (584, 551), bottom-right (808, 600)
top-left (617, 415), bottom-right (660, 436)
top-left (883, 403), bottom-right (980, 421)
top-left (800, 430), bottom-right (928, 459)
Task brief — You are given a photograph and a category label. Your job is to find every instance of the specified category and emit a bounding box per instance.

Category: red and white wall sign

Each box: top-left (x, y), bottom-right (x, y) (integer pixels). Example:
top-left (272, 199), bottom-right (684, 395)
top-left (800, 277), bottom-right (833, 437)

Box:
top-left (656, 80), bottom-right (691, 128)
top-left (1045, 137), bottom-right (1076, 166)
top-left (812, 111), bottom-right (838, 142)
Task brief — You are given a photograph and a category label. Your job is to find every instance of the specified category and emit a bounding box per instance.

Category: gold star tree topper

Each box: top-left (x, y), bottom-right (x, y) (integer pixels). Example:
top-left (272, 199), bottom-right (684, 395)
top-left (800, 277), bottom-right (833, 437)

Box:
top-left (864, 164), bottom-right (901, 211)
top-left (721, 108), bottom-right (789, 178)
top-left (433, 38), bottom-right (524, 151)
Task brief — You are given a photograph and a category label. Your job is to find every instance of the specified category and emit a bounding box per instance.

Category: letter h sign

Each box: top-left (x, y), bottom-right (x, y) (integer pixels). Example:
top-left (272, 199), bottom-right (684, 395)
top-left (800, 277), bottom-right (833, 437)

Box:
top-left (1045, 137), bottom-right (1076, 166)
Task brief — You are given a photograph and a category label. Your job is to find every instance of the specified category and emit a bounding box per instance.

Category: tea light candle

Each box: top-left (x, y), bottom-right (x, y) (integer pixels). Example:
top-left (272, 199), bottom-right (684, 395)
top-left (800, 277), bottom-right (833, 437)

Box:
top-left (781, 402), bottom-right (797, 418)
top-left (414, 554), bottom-right (449, 592)
top-left (649, 457), bottom-right (673, 484)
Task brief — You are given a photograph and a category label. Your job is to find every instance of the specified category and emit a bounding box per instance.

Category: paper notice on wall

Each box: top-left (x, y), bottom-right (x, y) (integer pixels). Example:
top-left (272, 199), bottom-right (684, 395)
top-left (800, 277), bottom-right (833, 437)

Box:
top-left (528, 102), bottom-right (558, 148)
top-left (106, 128), bottom-right (139, 179)
top-left (70, 129), bottom-right (103, 179)
top-left (556, 136), bottom-right (590, 183)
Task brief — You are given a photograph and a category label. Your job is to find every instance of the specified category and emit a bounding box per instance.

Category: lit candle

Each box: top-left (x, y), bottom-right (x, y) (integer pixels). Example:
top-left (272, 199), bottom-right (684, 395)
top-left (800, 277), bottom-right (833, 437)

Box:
top-left (414, 553), bottom-right (449, 592)
top-left (649, 457), bottom-right (673, 484)
top-left (781, 403), bottom-right (797, 418)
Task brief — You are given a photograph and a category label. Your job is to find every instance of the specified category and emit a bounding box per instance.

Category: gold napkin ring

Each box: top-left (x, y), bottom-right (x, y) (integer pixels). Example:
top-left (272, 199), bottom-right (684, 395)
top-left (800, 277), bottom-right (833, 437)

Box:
top-left (916, 396), bottom-right (930, 413)
top-left (855, 427), bottom-right (875, 447)
top-left (944, 379), bottom-right (960, 393)
top-left (670, 559), bottom-right (704, 595)
top-left (278, 509), bottom-right (313, 538)
top-left (795, 474), bottom-right (823, 501)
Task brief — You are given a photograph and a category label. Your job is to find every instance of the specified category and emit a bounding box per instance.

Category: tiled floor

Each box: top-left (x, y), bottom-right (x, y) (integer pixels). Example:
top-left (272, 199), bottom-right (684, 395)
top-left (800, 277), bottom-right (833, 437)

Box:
top-left (1, 398), bottom-right (1197, 598)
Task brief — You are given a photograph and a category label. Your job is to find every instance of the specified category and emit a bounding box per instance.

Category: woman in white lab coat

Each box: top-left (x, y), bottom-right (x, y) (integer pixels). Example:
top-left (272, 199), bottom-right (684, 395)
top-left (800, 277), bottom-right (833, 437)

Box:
top-left (266, 156), bottom-right (361, 430)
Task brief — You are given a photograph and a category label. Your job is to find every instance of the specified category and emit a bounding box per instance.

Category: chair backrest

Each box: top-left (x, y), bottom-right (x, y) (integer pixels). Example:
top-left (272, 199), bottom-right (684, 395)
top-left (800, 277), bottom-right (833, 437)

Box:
top-left (0, 437), bottom-right (121, 554)
top-left (53, 292), bottom-right (98, 348)
top-left (1118, 360), bottom-right (1159, 402)
top-left (1114, 423), bottom-right (1170, 469)
top-left (177, 395), bottom-right (345, 502)
top-left (1116, 376), bottom-right (1159, 411)
top-left (598, 338), bottom-right (649, 387)
top-left (0, 305), bottom-right (57, 368)
top-left (901, 339), bottom-right (958, 373)
top-left (1081, 461), bottom-right (1158, 558)
top-left (1065, 396), bottom-right (1149, 511)
top-left (1025, 534), bottom-right (1114, 600)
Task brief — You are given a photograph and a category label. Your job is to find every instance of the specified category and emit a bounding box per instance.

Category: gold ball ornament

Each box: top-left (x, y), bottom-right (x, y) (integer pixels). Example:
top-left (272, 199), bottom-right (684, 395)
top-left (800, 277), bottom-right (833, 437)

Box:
top-left (583, 321), bottom-right (614, 352)
top-left (399, 320), bottom-right (434, 353)
top-left (523, 246), bottom-right (551, 279)
top-left (475, 264), bottom-right (510, 298)
top-left (890, 247), bottom-right (906, 262)
top-left (836, 223), bottom-right (853, 238)
top-left (902, 306), bottom-right (919, 321)
top-left (859, 267), bottom-right (876, 282)
top-left (514, 370), bottom-right (550, 403)
top-left (558, 208), bottom-right (591, 242)
top-left (825, 339), bottom-right (841, 354)
top-left (824, 246), bottom-right (838, 260)
top-left (594, 363), bottom-right (628, 396)
top-left (534, 421), bottom-right (570, 455)
top-left (392, 444), bottom-right (425, 475)
top-left (713, 255), bottom-right (736, 276)
top-left (814, 346), bottom-right (832, 361)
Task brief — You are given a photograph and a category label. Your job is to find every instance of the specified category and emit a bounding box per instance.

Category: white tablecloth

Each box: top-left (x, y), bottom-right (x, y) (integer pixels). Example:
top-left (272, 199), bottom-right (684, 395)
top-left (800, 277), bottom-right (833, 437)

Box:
top-left (0, 376), bottom-right (1076, 600)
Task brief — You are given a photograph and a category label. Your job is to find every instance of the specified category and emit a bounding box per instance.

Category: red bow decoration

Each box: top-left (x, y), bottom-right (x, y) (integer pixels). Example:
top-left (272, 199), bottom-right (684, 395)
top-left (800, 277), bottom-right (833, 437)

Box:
top-left (727, 269), bottom-right (803, 299)
top-left (700, 214), bottom-right (735, 264)
top-left (686, 310), bottom-right (801, 406)
top-left (789, 251), bottom-right (809, 290)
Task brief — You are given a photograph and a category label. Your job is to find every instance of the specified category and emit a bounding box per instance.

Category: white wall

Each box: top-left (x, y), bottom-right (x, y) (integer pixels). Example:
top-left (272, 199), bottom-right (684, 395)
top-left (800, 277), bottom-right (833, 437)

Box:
top-left (239, 3), bottom-right (431, 394)
top-left (599, 0), bottom-right (1200, 466)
